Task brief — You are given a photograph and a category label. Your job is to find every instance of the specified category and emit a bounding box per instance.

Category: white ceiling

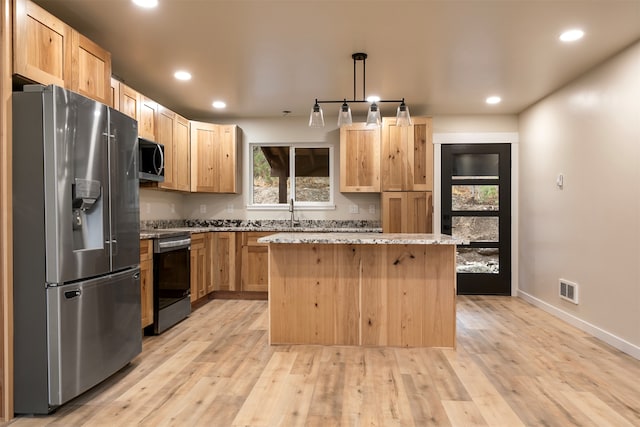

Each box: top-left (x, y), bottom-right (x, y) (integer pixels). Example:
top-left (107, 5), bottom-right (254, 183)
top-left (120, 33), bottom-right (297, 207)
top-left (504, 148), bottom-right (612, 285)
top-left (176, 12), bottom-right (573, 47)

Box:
top-left (34, 0), bottom-right (640, 121)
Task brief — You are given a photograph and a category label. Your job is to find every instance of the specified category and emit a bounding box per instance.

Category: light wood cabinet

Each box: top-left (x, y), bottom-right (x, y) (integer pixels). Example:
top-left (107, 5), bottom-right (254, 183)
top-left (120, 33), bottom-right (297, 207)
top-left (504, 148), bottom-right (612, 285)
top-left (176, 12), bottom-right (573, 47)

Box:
top-left (119, 83), bottom-right (140, 120)
top-left (190, 121), bottom-right (240, 193)
top-left (174, 115), bottom-right (191, 192)
top-left (13, 0), bottom-right (70, 87)
top-left (190, 233), bottom-right (208, 302)
top-left (140, 239), bottom-right (153, 329)
top-left (139, 96), bottom-right (157, 141)
top-left (70, 30), bottom-right (111, 105)
top-left (339, 123), bottom-right (381, 192)
top-left (110, 77), bottom-right (120, 110)
top-left (157, 107), bottom-right (190, 192)
top-left (13, 0), bottom-right (111, 104)
top-left (211, 232), bottom-right (236, 292)
top-left (240, 232), bottom-right (271, 293)
top-left (381, 117), bottom-right (433, 191)
top-left (381, 191), bottom-right (433, 233)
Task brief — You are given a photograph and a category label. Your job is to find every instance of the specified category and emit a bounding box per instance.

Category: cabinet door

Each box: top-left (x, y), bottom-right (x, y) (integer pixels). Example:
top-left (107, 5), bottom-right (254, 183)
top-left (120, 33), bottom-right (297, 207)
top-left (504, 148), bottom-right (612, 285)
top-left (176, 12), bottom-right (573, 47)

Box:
top-left (241, 232), bottom-right (270, 293)
top-left (157, 105), bottom-right (176, 190)
top-left (407, 117), bottom-right (433, 191)
top-left (381, 192), bottom-right (407, 233)
top-left (13, 0), bottom-right (71, 87)
top-left (212, 232), bottom-right (236, 291)
top-left (190, 121), bottom-right (239, 193)
top-left (190, 233), bottom-right (207, 302)
top-left (70, 30), bottom-right (111, 105)
top-left (381, 117), bottom-right (433, 191)
top-left (174, 115), bottom-right (191, 192)
top-left (110, 77), bottom-right (120, 110)
top-left (139, 96), bottom-right (158, 141)
top-left (119, 84), bottom-right (140, 120)
top-left (339, 123), bottom-right (380, 192)
top-left (381, 191), bottom-right (433, 233)
top-left (139, 240), bottom-right (153, 329)
top-left (406, 191), bottom-right (433, 233)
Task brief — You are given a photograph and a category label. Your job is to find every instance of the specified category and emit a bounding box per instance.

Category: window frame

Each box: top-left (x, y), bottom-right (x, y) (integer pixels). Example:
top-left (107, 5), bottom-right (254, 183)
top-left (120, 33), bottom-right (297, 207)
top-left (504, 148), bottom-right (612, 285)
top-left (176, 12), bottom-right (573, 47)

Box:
top-left (247, 142), bottom-right (335, 210)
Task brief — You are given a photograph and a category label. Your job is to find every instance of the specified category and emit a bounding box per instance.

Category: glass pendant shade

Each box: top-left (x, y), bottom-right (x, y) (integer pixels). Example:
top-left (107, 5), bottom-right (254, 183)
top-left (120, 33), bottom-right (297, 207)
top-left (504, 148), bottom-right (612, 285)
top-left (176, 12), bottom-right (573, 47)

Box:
top-left (309, 101), bottom-right (324, 128)
top-left (396, 100), bottom-right (411, 127)
top-left (337, 100), bottom-right (352, 127)
top-left (366, 102), bottom-right (381, 127)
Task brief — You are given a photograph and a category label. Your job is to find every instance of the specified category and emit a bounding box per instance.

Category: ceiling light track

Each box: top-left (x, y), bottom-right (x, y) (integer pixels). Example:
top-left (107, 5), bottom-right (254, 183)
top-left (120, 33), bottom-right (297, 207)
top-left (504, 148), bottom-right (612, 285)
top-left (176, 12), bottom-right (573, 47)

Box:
top-left (309, 52), bottom-right (411, 128)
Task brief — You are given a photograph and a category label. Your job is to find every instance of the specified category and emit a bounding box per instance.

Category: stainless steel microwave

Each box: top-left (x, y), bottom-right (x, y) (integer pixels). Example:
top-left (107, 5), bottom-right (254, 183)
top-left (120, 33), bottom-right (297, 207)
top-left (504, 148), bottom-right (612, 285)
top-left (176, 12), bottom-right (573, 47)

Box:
top-left (138, 138), bottom-right (164, 182)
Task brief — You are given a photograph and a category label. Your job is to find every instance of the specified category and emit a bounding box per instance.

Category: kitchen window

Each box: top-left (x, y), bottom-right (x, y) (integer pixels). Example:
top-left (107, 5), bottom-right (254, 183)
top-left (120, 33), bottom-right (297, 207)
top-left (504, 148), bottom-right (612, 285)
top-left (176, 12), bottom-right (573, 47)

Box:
top-left (249, 143), bottom-right (334, 208)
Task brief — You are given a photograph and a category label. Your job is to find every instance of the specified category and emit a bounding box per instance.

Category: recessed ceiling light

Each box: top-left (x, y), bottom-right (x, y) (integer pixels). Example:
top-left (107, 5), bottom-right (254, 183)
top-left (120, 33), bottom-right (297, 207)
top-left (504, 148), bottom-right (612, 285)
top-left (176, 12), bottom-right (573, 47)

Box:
top-left (560, 29), bottom-right (584, 42)
top-left (132, 0), bottom-right (158, 8)
top-left (212, 101), bottom-right (226, 109)
top-left (174, 71), bottom-right (191, 81)
top-left (486, 96), bottom-right (501, 105)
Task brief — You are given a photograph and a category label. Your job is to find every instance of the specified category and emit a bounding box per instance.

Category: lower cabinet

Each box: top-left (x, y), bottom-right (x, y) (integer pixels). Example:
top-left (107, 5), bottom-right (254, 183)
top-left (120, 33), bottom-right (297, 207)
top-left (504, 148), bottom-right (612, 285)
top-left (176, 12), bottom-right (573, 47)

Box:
top-left (211, 232), bottom-right (236, 292)
top-left (240, 232), bottom-right (271, 293)
top-left (190, 232), bottom-right (208, 302)
top-left (381, 191), bottom-right (433, 233)
top-left (139, 239), bottom-right (153, 329)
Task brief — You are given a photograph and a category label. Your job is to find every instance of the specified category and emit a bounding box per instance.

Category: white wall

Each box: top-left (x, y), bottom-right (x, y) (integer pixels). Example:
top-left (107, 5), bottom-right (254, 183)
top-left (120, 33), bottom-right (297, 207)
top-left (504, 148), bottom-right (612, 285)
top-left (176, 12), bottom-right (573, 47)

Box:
top-left (518, 41), bottom-right (640, 357)
top-left (140, 114), bottom-right (518, 221)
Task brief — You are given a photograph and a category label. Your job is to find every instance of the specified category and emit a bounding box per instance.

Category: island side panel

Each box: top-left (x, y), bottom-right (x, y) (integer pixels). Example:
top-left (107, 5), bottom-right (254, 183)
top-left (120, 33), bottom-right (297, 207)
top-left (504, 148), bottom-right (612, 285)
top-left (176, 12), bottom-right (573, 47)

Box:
top-left (361, 244), bottom-right (456, 347)
top-left (268, 243), bottom-right (359, 345)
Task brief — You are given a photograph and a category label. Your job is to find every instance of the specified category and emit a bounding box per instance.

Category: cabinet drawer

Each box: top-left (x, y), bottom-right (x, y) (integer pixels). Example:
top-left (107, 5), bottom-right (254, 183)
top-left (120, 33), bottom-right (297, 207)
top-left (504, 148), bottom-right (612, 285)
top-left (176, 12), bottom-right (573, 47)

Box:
top-left (243, 231), bottom-right (272, 247)
top-left (190, 232), bottom-right (206, 250)
top-left (140, 239), bottom-right (152, 261)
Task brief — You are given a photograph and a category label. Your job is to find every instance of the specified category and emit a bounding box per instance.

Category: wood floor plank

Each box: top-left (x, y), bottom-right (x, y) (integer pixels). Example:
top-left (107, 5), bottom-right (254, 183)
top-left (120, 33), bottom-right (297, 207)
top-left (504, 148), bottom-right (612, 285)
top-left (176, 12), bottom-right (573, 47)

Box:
top-left (3, 297), bottom-right (639, 427)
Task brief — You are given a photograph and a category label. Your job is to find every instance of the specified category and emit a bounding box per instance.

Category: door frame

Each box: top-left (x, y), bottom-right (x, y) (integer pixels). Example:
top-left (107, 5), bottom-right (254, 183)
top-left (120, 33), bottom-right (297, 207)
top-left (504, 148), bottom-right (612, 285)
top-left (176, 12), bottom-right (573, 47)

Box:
top-left (433, 132), bottom-right (519, 296)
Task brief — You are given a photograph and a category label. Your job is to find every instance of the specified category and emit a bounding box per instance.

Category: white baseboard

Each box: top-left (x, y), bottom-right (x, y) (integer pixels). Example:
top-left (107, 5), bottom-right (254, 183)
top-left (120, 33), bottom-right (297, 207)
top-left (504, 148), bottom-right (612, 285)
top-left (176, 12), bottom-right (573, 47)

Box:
top-left (518, 290), bottom-right (640, 360)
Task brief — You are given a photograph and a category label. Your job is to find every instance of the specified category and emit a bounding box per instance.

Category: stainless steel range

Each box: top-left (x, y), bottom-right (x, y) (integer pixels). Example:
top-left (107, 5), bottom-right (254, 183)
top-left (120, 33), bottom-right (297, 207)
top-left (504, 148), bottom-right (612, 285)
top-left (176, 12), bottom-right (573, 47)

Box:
top-left (147, 231), bottom-right (191, 335)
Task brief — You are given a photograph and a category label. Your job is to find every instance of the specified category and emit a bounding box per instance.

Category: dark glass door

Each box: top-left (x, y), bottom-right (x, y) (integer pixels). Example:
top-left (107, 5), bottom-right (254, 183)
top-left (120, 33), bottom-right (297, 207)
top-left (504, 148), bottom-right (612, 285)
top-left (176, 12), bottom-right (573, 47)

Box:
top-left (441, 144), bottom-right (511, 295)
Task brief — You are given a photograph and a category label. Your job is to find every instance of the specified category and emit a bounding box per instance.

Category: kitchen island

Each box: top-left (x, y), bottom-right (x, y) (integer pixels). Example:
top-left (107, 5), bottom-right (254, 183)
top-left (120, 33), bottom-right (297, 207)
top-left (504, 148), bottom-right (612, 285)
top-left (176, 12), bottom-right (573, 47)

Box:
top-left (258, 232), bottom-right (466, 348)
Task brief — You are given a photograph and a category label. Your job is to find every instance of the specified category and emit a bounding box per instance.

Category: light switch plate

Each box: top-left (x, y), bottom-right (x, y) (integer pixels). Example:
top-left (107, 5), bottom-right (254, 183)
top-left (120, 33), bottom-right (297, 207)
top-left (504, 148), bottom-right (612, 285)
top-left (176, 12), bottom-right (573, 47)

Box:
top-left (200, 204), bottom-right (206, 213)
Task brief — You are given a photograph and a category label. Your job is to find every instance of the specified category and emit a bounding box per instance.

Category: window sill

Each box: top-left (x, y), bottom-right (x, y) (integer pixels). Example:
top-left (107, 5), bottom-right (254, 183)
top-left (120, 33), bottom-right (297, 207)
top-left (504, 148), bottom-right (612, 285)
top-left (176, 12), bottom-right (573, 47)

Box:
top-left (246, 204), bottom-right (336, 211)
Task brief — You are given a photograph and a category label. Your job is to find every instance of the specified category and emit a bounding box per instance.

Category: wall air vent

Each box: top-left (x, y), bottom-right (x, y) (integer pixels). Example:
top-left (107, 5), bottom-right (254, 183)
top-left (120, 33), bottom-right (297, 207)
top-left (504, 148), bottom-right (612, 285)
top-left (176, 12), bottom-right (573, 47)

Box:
top-left (559, 279), bottom-right (579, 304)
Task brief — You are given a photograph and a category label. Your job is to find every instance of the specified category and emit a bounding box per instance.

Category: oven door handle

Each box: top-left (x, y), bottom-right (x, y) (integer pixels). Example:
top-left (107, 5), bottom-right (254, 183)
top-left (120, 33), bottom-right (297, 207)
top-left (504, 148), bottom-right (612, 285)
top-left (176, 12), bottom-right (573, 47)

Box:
top-left (155, 238), bottom-right (191, 252)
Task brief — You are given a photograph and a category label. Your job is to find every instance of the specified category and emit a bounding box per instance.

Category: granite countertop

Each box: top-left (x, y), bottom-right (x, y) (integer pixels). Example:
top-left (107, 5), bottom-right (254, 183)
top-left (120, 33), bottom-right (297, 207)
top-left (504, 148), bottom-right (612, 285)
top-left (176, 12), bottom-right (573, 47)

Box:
top-left (257, 232), bottom-right (468, 245)
top-left (139, 220), bottom-right (382, 240)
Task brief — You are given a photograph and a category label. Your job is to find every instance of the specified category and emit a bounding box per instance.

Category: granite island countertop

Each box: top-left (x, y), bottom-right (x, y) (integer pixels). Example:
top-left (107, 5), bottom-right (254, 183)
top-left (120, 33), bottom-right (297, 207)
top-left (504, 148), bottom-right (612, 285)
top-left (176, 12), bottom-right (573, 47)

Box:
top-left (257, 232), bottom-right (468, 245)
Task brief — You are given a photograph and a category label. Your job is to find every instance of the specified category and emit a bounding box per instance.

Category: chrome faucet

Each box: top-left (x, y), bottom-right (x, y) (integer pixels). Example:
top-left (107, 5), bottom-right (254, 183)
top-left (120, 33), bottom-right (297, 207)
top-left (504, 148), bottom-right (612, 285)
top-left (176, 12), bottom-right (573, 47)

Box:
top-left (289, 198), bottom-right (295, 227)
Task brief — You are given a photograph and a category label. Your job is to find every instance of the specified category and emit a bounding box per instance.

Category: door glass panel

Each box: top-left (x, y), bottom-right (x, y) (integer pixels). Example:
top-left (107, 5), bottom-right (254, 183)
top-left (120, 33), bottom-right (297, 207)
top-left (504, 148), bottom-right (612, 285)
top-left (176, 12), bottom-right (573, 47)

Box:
top-left (452, 216), bottom-right (498, 242)
top-left (457, 248), bottom-right (499, 274)
top-left (452, 185), bottom-right (499, 211)
top-left (452, 153), bottom-right (499, 179)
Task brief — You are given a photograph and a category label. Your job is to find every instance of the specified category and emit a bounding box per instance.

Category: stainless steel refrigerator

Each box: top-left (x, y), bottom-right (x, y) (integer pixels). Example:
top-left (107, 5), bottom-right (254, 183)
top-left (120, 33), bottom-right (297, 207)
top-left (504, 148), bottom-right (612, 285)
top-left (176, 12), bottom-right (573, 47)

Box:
top-left (12, 85), bottom-right (142, 414)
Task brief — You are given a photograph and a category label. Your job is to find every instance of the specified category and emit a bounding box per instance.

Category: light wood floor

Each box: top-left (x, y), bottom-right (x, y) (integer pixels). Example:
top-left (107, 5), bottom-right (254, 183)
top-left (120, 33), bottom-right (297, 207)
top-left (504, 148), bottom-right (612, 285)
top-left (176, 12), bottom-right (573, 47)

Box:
top-left (4, 296), bottom-right (639, 426)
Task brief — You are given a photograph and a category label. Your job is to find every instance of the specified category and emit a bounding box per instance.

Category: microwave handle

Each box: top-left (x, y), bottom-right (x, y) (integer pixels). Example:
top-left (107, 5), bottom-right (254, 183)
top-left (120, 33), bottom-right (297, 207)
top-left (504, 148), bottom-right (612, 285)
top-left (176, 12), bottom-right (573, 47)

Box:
top-left (153, 144), bottom-right (164, 175)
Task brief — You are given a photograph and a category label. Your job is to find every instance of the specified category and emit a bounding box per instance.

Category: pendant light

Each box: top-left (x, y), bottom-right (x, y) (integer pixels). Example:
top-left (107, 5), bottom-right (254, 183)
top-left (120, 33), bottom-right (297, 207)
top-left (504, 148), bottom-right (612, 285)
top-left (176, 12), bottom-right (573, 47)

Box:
top-left (337, 100), bottom-right (353, 127)
top-left (309, 99), bottom-right (324, 128)
top-left (309, 53), bottom-right (410, 128)
top-left (395, 99), bottom-right (411, 127)
top-left (366, 102), bottom-right (381, 127)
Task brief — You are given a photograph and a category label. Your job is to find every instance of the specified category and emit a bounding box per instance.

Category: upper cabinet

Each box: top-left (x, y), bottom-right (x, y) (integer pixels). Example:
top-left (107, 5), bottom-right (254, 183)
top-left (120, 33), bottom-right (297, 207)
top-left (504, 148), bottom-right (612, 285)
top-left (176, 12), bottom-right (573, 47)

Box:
top-left (157, 106), bottom-right (190, 192)
top-left (139, 96), bottom-right (157, 141)
top-left (69, 31), bottom-right (111, 105)
top-left (13, 0), bottom-right (111, 104)
top-left (339, 123), bottom-right (381, 192)
top-left (109, 77), bottom-right (120, 110)
top-left (119, 83), bottom-right (140, 120)
top-left (381, 117), bottom-right (433, 192)
top-left (190, 121), bottom-right (240, 193)
top-left (13, 0), bottom-right (69, 87)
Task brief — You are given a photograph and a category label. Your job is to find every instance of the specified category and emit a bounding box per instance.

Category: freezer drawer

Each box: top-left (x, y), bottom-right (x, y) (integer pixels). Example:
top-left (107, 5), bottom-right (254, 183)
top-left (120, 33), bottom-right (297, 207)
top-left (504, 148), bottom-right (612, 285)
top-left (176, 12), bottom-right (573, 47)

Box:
top-left (46, 268), bottom-right (142, 407)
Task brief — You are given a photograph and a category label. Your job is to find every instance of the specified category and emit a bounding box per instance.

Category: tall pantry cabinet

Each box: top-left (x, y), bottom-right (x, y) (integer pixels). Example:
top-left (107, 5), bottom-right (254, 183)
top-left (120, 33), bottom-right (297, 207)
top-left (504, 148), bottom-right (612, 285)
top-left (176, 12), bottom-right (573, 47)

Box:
top-left (380, 117), bottom-right (434, 233)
